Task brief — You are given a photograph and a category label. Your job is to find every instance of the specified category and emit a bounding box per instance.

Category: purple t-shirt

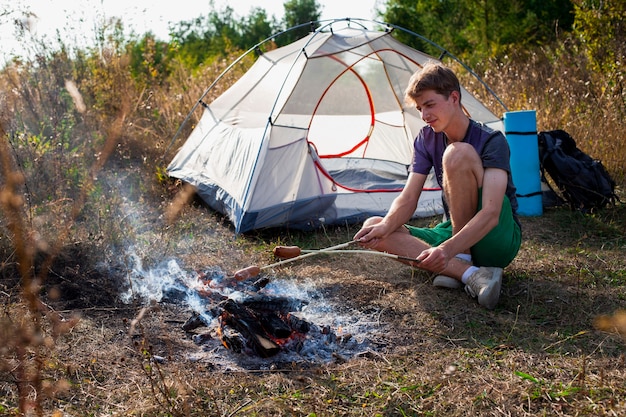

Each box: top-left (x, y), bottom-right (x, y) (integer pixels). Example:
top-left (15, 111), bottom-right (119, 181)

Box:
top-left (411, 119), bottom-right (519, 221)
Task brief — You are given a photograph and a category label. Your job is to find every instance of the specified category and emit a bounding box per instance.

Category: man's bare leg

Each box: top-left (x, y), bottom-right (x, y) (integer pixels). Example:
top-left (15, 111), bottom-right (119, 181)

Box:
top-left (360, 217), bottom-right (471, 279)
top-left (361, 142), bottom-right (484, 280)
top-left (442, 142), bottom-right (484, 238)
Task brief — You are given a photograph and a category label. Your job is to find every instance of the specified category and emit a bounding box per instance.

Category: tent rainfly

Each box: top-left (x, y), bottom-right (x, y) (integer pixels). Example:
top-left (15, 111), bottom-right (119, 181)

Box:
top-left (167, 19), bottom-right (506, 234)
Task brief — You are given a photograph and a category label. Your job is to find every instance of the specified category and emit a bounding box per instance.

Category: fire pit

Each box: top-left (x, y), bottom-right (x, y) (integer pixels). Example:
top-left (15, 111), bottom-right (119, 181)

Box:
top-left (183, 293), bottom-right (312, 358)
top-left (121, 257), bottom-right (384, 368)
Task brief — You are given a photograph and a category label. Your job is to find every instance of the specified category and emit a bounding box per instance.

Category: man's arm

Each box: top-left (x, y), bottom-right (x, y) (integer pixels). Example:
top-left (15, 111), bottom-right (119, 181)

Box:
top-left (354, 172), bottom-right (427, 244)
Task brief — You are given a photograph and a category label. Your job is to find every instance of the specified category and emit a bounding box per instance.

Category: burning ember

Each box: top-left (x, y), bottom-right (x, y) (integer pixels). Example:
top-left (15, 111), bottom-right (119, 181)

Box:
top-left (121, 255), bottom-right (381, 367)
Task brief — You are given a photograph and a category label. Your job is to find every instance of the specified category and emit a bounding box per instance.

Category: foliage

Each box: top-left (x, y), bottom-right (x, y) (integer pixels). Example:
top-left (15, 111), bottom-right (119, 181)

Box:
top-left (127, 33), bottom-right (173, 85)
top-left (168, 7), bottom-right (242, 67)
top-left (167, 5), bottom-right (282, 67)
top-left (166, 0), bottom-right (322, 63)
top-left (241, 8), bottom-right (280, 48)
top-left (279, 0), bottom-right (323, 45)
top-left (383, 0), bottom-right (575, 61)
top-left (572, 0), bottom-right (626, 77)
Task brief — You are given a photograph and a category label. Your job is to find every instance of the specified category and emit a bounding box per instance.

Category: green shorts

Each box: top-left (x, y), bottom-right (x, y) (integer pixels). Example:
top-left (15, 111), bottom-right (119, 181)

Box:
top-left (406, 190), bottom-right (521, 268)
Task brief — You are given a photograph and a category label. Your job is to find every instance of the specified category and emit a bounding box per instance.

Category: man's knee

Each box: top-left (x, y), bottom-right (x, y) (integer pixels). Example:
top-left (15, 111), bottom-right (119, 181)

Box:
top-left (443, 142), bottom-right (483, 187)
top-left (442, 142), bottom-right (479, 168)
top-left (362, 216), bottom-right (384, 228)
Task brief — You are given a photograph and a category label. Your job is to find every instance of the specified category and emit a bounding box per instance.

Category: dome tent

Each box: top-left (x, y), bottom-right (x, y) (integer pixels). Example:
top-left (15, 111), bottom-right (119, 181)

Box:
top-left (166, 18), bottom-right (507, 234)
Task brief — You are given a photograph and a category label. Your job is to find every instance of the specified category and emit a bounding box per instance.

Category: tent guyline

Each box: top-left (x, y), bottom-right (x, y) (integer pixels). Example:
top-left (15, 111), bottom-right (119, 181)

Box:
top-left (166, 18), bottom-right (507, 233)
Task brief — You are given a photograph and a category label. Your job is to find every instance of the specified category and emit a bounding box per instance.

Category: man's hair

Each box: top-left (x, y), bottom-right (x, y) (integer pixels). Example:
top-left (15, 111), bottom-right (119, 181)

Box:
top-left (404, 61), bottom-right (462, 106)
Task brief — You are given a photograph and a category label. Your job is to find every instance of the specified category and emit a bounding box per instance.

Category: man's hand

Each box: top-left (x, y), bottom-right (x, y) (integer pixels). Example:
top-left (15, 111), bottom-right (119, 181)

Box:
top-left (416, 246), bottom-right (451, 273)
top-left (353, 221), bottom-right (391, 249)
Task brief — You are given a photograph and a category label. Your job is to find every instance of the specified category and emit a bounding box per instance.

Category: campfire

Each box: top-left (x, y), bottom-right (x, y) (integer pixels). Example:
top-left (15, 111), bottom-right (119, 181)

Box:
top-left (122, 255), bottom-right (381, 366)
top-left (182, 290), bottom-right (312, 357)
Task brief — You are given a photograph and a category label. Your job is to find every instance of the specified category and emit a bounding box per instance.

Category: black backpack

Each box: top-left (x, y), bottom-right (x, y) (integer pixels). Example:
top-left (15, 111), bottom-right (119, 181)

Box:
top-left (538, 130), bottom-right (619, 212)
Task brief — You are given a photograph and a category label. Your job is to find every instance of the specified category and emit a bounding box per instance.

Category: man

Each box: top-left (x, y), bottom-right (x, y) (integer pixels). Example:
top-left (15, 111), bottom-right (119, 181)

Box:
top-left (353, 62), bottom-right (521, 310)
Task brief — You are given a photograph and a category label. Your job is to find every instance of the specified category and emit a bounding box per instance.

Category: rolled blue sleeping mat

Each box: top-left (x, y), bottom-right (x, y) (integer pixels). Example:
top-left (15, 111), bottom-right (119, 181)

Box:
top-left (503, 110), bottom-right (543, 216)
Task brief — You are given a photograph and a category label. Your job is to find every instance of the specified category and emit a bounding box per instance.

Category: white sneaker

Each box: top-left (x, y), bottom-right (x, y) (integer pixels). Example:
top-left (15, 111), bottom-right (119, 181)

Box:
top-left (432, 275), bottom-right (463, 289)
top-left (464, 267), bottom-right (503, 310)
top-left (432, 257), bottom-right (471, 290)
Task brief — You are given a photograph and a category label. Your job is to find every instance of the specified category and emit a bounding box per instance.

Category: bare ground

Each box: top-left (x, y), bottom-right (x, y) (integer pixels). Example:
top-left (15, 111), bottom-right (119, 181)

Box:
top-left (2, 191), bottom-right (626, 416)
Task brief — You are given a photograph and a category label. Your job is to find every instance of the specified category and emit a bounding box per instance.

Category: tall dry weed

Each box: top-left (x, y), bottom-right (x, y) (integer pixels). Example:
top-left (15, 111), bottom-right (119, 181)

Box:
top-left (153, 51), bottom-right (253, 160)
top-left (0, 121), bottom-right (81, 416)
top-left (0, 28), bottom-right (133, 414)
top-left (466, 39), bottom-right (625, 184)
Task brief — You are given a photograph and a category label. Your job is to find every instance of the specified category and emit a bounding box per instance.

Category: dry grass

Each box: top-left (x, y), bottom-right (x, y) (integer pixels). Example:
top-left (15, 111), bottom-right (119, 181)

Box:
top-left (2, 202), bottom-right (625, 416)
top-left (461, 42), bottom-right (626, 183)
top-left (1, 24), bottom-right (625, 417)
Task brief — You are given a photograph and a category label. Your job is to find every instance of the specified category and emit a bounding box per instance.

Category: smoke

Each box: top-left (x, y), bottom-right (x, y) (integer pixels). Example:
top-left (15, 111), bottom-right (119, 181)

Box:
top-left (120, 250), bottom-right (212, 305)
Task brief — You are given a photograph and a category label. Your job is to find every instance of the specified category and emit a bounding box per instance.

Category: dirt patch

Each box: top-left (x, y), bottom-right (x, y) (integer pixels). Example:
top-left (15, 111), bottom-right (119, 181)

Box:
top-left (38, 244), bottom-right (123, 309)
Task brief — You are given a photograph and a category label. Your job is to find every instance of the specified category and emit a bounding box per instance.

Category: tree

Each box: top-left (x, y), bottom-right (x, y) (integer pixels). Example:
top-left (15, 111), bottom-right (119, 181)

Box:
top-left (241, 8), bottom-right (279, 49)
top-left (168, 9), bottom-right (240, 67)
top-left (573, 0), bottom-right (625, 75)
top-left (382, 0), bottom-right (575, 59)
top-left (169, 6), bottom-right (278, 66)
top-left (280, 0), bottom-right (322, 45)
top-left (146, 1), bottom-right (324, 68)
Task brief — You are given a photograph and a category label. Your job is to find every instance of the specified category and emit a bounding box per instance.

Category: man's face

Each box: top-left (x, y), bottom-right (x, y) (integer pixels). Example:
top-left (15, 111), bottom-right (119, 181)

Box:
top-left (414, 89), bottom-right (459, 133)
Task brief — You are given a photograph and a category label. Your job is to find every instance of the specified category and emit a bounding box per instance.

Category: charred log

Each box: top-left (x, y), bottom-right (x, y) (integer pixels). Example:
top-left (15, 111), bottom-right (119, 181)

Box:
top-left (240, 295), bottom-right (308, 314)
top-left (259, 312), bottom-right (293, 339)
top-left (219, 299), bottom-right (280, 357)
top-left (190, 293), bottom-right (314, 357)
top-left (182, 312), bottom-right (212, 332)
top-left (219, 324), bottom-right (245, 353)
top-left (286, 313), bottom-right (311, 333)
top-left (252, 276), bottom-right (270, 290)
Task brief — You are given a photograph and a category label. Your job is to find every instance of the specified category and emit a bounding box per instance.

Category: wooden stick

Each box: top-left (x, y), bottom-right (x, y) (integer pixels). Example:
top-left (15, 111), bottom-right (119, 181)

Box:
top-left (233, 241), bottom-right (356, 280)
top-left (234, 242), bottom-right (419, 280)
top-left (297, 249), bottom-right (420, 263)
